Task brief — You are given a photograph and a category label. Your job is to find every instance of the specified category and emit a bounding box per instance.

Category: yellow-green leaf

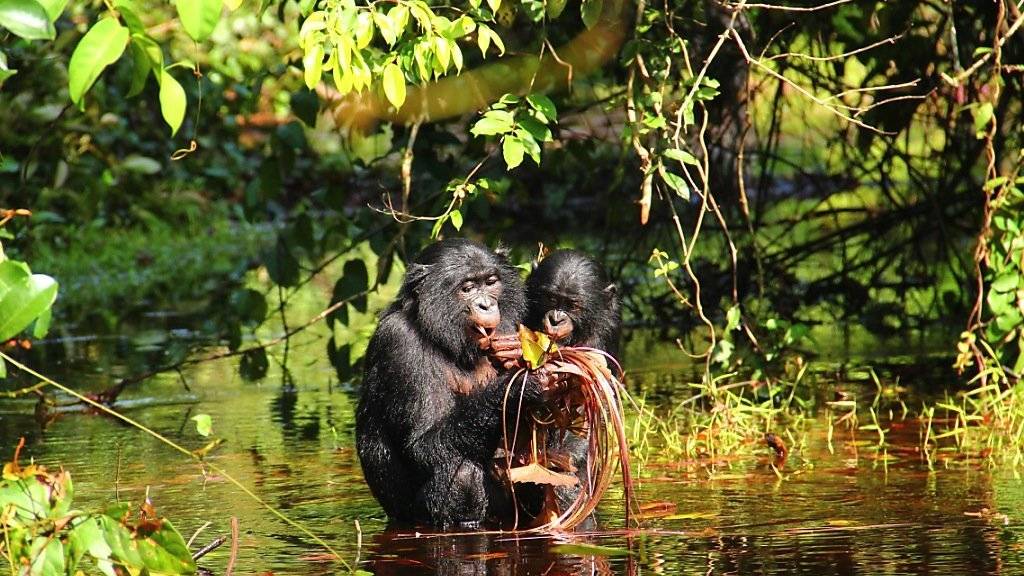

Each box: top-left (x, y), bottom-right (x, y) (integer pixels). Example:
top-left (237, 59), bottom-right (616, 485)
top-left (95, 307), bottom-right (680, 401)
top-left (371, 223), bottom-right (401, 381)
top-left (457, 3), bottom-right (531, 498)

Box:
top-left (382, 62), bottom-right (406, 109)
top-left (303, 43), bottom-right (324, 90)
top-left (68, 17), bottom-right (129, 107)
top-left (159, 69), bottom-right (186, 136)
top-left (176, 0), bottom-right (222, 42)
top-left (0, 0), bottom-right (54, 40)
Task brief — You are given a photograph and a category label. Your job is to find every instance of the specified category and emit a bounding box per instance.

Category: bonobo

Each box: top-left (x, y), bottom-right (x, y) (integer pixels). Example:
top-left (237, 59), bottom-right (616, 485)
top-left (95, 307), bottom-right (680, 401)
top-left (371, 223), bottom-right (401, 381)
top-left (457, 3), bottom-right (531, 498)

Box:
top-left (356, 238), bottom-right (555, 528)
top-left (517, 249), bottom-right (621, 523)
top-left (526, 249), bottom-right (621, 355)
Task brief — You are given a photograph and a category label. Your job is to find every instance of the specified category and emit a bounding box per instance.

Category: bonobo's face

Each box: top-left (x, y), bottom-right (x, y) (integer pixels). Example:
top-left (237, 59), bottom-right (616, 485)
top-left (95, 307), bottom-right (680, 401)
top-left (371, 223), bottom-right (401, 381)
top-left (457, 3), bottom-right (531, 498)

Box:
top-left (526, 250), bottom-right (614, 347)
top-left (534, 284), bottom-right (581, 344)
top-left (456, 268), bottom-right (503, 340)
top-left (399, 238), bottom-right (526, 364)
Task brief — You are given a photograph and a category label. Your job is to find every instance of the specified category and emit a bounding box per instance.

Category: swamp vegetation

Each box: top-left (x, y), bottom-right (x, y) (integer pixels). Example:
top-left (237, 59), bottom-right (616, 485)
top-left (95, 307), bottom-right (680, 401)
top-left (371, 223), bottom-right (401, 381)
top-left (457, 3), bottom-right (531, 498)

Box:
top-left (1, 0), bottom-right (1024, 573)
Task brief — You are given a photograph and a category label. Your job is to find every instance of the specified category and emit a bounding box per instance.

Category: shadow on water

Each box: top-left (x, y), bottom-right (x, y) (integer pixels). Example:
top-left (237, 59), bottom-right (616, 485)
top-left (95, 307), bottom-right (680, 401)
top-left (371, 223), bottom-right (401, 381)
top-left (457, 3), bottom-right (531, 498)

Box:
top-left (1, 322), bottom-right (1023, 575)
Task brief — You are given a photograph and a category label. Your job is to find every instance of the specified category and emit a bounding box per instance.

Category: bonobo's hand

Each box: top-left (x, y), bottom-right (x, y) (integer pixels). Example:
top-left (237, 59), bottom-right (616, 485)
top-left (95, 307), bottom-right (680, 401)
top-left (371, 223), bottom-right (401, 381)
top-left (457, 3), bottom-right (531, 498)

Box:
top-left (480, 333), bottom-right (524, 370)
top-left (519, 366), bottom-right (571, 406)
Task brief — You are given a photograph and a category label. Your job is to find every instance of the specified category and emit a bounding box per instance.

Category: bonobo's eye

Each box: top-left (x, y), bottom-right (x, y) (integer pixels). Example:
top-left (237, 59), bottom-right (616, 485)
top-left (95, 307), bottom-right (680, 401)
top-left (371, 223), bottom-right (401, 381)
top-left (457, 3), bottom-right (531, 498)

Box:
top-left (460, 281), bottom-right (475, 294)
top-left (485, 275), bottom-right (499, 286)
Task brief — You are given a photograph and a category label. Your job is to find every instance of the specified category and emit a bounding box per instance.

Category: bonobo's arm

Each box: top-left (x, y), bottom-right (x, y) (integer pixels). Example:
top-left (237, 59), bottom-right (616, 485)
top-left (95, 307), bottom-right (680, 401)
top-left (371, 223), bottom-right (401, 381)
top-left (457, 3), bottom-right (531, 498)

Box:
top-left (374, 313), bottom-right (549, 468)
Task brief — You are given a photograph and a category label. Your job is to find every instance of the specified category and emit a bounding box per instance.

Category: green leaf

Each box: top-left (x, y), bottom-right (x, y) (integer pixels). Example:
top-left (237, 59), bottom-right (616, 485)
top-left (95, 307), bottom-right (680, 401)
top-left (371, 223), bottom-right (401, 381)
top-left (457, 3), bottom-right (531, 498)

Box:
top-left (664, 147), bottom-right (698, 166)
top-left (518, 115), bottom-right (552, 142)
top-left (176, 0), bottom-right (222, 42)
top-left (991, 273), bottom-right (1019, 293)
top-left (659, 163), bottom-right (690, 199)
top-left (546, 0), bottom-right (566, 18)
top-left (725, 305), bottom-right (741, 331)
top-left (35, 0), bottom-right (65, 21)
top-left (502, 136), bottom-right (525, 169)
top-left (486, 0), bottom-right (501, 14)
top-left (127, 42), bottom-right (151, 97)
top-left (382, 61), bottom-right (406, 109)
top-left (0, 357), bottom-right (6, 378)
top-left (0, 273), bottom-right (58, 341)
top-left (470, 109), bottom-right (514, 136)
top-left (973, 102), bottom-right (993, 136)
top-left (303, 42), bottom-right (324, 90)
top-left (450, 209), bottom-right (463, 231)
top-left (0, 0), bottom-right (54, 40)
top-left (192, 414), bottom-right (213, 437)
top-left (158, 69), bottom-right (186, 136)
top-left (68, 17), bottom-right (129, 107)
top-left (513, 129), bottom-right (542, 164)
top-left (373, 10), bottom-right (397, 46)
top-left (580, 0), bottom-right (602, 29)
top-left (0, 50), bottom-right (16, 86)
top-left (526, 93), bottom-right (556, 122)
top-left (114, 0), bottom-right (144, 33)
top-left (31, 307), bottom-right (51, 339)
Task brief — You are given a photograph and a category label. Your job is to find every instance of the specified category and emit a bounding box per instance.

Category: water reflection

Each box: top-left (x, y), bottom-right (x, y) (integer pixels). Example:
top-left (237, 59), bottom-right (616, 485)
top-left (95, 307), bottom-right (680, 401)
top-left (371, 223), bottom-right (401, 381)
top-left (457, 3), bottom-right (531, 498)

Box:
top-left (367, 529), bottom-right (624, 576)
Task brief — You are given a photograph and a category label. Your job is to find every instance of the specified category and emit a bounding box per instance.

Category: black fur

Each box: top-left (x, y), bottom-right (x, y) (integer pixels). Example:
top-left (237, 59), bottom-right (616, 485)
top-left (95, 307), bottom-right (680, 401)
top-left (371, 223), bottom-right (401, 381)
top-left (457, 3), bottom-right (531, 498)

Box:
top-left (526, 249), bottom-right (621, 355)
top-left (520, 249), bottom-right (622, 524)
top-left (356, 238), bottom-right (543, 527)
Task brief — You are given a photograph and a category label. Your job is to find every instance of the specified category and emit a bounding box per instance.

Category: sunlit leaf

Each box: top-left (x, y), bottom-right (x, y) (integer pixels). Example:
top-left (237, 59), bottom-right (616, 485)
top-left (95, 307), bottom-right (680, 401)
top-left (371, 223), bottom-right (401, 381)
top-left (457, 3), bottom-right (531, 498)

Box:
top-left (382, 61), bottom-right (406, 109)
top-left (470, 109), bottom-right (514, 136)
top-left (0, 272), bottom-right (58, 341)
top-left (68, 17), bottom-right (129, 107)
top-left (303, 42), bottom-right (324, 90)
top-left (176, 0), bottom-right (222, 42)
top-left (191, 414), bottom-right (213, 437)
top-left (0, 0), bottom-right (54, 40)
top-left (502, 136), bottom-right (525, 169)
top-left (664, 147), bottom-right (698, 166)
top-left (450, 209), bottom-right (463, 231)
top-left (34, 0), bottom-right (65, 22)
top-left (526, 93), bottom-right (556, 122)
top-left (158, 68), bottom-right (186, 136)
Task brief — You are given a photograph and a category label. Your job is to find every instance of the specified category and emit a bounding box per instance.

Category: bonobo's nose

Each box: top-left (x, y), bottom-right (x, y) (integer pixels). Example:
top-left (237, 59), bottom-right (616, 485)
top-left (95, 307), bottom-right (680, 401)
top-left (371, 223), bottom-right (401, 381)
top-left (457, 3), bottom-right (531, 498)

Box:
top-left (474, 297), bottom-right (500, 330)
top-left (545, 310), bottom-right (568, 326)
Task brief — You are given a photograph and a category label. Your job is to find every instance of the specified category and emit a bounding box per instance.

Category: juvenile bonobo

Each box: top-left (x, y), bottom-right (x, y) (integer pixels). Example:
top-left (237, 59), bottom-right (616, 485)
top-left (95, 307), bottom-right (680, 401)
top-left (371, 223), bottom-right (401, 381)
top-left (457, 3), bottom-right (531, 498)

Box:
top-left (356, 238), bottom-right (556, 528)
top-left (488, 249), bottom-right (621, 525)
top-left (526, 249), bottom-right (621, 355)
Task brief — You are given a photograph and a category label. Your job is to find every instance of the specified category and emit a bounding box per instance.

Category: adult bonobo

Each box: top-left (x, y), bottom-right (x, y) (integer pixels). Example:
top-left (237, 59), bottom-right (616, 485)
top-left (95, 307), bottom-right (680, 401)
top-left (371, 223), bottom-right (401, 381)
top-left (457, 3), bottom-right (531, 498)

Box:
top-left (526, 249), bottom-right (621, 356)
top-left (356, 238), bottom-right (554, 528)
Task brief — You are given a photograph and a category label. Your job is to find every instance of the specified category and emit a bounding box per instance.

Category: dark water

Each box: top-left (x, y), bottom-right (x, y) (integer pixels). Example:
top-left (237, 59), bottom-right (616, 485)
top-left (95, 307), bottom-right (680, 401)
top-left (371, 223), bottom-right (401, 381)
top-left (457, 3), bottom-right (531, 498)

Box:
top-left (2, 320), bottom-right (1023, 575)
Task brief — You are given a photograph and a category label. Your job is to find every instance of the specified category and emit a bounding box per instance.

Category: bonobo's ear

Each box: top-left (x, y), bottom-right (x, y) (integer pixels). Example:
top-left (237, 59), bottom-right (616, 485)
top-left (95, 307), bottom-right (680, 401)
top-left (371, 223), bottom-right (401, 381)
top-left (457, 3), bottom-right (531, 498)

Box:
top-left (603, 283), bottom-right (618, 301)
top-left (404, 263), bottom-right (433, 293)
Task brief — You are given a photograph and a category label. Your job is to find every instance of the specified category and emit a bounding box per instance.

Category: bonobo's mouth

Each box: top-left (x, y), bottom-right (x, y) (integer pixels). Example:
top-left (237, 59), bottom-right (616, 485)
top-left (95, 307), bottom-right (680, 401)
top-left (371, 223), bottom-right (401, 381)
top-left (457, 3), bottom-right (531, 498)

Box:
top-left (543, 323), bottom-right (573, 344)
top-left (476, 324), bottom-right (497, 339)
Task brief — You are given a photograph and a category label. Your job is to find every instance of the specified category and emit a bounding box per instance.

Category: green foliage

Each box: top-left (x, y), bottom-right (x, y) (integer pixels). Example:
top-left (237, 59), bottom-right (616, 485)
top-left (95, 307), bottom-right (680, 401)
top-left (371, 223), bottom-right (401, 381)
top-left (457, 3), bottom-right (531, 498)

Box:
top-left (68, 17), bottom-right (129, 108)
top-left (470, 93), bottom-right (556, 169)
top-left (0, 456), bottom-right (196, 575)
top-left (0, 0), bottom-right (54, 40)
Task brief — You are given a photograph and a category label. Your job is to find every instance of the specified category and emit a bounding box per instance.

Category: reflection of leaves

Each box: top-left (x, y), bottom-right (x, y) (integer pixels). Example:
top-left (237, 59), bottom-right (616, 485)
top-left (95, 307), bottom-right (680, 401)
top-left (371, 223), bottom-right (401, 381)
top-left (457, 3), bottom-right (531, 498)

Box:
top-left (332, 259), bottom-right (370, 317)
top-left (551, 542), bottom-right (631, 557)
top-left (262, 238), bottom-right (299, 287)
top-left (240, 348), bottom-right (269, 380)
